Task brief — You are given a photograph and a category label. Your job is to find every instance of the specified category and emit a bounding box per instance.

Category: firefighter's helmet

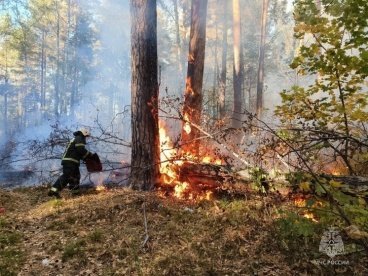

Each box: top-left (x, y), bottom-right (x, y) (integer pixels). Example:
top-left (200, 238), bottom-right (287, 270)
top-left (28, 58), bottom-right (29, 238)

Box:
top-left (80, 127), bottom-right (91, 137)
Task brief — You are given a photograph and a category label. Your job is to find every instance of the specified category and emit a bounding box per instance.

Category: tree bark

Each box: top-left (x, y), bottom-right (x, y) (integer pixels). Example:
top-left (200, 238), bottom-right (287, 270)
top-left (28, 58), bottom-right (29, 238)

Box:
top-left (130, 0), bottom-right (160, 191)
top-left (181, 0), bottom-right (208, 154)
top-left (4, 86), bottom-right (8, 135)
top-left (212, 1), bottom-right (219, 118)
top-left (232, 0), bottom-right (243, 128)
top-left (173, 0), bottom-right (184, 80)
top-left (40, 30), bottom-right (46, 111)
top-left (256, 0), bottom-right (269, 117)
top-left (54, 3), bottom-right (60, 117)
top-left (218, 0), bottom-right (228, 119)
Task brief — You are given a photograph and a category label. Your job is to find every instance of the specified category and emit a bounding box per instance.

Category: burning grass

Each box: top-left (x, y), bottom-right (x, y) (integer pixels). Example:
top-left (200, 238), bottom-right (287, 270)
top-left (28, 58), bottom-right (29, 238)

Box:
top-left (0, 186), bottom-right (367, 275)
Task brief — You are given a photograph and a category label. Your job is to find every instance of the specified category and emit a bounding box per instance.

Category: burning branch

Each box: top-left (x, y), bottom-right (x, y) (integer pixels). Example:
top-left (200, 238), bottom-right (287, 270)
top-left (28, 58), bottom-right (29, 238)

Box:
top-left (183, 119), bottom-right (251, 168)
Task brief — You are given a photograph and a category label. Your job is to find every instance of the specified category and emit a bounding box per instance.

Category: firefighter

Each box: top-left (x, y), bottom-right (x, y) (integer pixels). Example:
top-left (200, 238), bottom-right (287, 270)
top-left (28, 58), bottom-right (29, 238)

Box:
top-left (48, 128), bottom-right (94, 198)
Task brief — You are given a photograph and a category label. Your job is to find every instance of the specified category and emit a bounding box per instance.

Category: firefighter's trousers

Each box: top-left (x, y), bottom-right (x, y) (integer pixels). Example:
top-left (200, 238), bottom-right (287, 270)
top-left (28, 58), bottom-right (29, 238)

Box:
top-left (52, 165), bottom-right (81, 192)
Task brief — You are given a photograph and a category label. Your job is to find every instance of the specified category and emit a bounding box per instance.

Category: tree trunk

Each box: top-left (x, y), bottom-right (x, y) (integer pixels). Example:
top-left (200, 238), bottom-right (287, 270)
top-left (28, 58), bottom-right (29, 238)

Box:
top-left (70, 12), bottom-right (78, 116)
top-left (54, 4), bottom-right (60, 117)
top-left (212, 1), bottom-right (219, 119)
top-left (246, 67), bottom-right (254, 111)
top-left (61, 0), bottom-right (71, 115)
top-left (232, 0), bottom-right (243, 128)
top-left (40, 30), bottom-right (46, 111)
top-left (70, 61), bottom-right (77, 115)
top-left (173, 0), bottom-right (184, 80)
top-left (130, 0), bottom-right (160, 191)
top-left (4, 88), bottom-right (8, 135)
top-left (256, 0), bottom-right (269, 117)
top-left (181, 0), bottom-right (208, 154)
top-left (218, 0), bottom-right (228, 119)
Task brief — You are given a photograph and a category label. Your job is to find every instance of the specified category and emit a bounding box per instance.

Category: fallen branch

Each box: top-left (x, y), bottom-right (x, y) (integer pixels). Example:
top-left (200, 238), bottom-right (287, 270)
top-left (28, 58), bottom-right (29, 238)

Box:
top-left (183, 120), bottom-right (251, 168)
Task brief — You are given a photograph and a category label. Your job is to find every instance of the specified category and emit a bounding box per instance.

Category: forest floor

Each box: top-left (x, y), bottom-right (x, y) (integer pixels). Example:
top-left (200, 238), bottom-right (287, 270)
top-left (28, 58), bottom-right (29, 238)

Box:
top-left (0, 184), bottom-right (367, 275)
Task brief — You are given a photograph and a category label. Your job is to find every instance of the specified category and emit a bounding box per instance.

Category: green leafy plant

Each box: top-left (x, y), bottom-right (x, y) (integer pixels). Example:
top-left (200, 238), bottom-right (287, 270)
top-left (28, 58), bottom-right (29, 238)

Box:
top-left (249, 167), bottom-right (269, 193)
top-left (275, 211), bottom-right (323, 258)
top-left (275, 0), bottom-right (368, 175)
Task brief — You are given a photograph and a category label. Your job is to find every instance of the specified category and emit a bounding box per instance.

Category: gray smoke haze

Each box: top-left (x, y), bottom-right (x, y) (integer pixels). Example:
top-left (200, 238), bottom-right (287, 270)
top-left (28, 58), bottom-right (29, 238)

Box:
top-left (0, 0), bottom-right (132, 187)
top-left (1, 0), bottom-right (304, 187)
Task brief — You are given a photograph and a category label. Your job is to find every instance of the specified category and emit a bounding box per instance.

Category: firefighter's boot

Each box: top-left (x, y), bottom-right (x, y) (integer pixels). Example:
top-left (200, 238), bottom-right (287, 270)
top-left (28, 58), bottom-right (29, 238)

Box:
top-left (48, 187), bottom-right (61, 199)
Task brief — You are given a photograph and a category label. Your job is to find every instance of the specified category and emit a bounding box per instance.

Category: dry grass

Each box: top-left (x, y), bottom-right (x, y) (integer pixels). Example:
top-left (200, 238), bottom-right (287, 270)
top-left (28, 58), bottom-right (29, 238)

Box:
top-left (0, 186), bottom-right (367, 275)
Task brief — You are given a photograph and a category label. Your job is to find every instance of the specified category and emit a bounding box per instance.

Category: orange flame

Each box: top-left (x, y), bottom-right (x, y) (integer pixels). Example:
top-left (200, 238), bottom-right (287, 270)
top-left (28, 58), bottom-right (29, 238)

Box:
top-left (96, 185), bottom-right (106, 191)
top-left (159, 120), bottom-right (222, 200)
top-left (185, 77), bottom-right (195, 96)
top-left (174, 182), bottom-right (189, 198)
top-left (183, 113), bottom-right (192, 134)
top-left (294, 197), bottom-right (319, 222)
top-left (294, 197), bottom-right (306, 207)
top-left (303, 212), bottom-right (318, 222)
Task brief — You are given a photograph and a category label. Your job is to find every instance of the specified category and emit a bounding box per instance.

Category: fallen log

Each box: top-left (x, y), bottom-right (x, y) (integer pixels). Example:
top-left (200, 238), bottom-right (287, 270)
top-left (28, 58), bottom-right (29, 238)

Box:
top-left (328, 175), bottom-right (368, 187)
top-left (322, 174), bottom-right (368, 199)
top-left (178, 161), bottom-right (233, 187)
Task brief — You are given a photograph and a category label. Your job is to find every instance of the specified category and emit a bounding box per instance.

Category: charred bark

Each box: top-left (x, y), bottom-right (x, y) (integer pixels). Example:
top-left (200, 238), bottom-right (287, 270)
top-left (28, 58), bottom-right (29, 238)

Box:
top-left (130, 0), bottom-right (160, 191)
top-left (181, 0), bottom-right (208, 154)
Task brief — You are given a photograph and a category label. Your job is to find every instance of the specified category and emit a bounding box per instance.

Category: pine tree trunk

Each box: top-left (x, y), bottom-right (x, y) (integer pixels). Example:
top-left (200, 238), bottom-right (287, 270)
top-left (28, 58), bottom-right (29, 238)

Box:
top-left (256, 0), bottom-right (269, 117)
top-left (54, 4), bottom-right (60, 117)
top-left (212, 0), bottom-right (220, 118)
top-left (181, 0), bottom-right (208, 154)
top-left (4, 84), bottom-right (8, 135)
top-left (130, 0), bottom-right (160, 191)
top-left (232, 0), bottom-right (243, 128)
top-left (40, 30), bottom-right (46, 112)
top-left (70, 13), bottom-right (78, 116)
top-left (173, 0), bottom-right (184, 80)
top-left (219, 0), bottom-right (228, 118)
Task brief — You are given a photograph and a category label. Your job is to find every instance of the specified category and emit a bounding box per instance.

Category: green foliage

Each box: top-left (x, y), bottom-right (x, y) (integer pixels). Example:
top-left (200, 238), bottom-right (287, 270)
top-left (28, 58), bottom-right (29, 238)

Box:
top-left (0, 232), bottom-right (22, 246)
top-left (62, 239), bottom-right (86, 262)
top-left (274, 211), bottom-right (322, 257)
top-left (284, 170), bottom-right (368, 235)
top-left (249, 167), bottom-right (269, 193)
top-left (0, 249), bottom-right (24, 276)
top-left (344, 204), bottom-right (368, 230)
top-left (88, 229), bottom-right (104, 243)
top-left (285, 171), bottom-right (311, 186)
top-left (275, 0), bottom-right (368, 175)
top-left (0, 0), bottom-right (96, 130)
top-left (276, 211), bottom-right (317, 238)
top-left (0, 219), bottom-right (24, 275)
top-left (0, 218), bottom-right (8, 228)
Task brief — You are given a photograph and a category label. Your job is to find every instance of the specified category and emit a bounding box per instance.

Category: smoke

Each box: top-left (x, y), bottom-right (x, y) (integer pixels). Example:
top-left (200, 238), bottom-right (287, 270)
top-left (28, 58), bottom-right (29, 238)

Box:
top-left (0, 0), bottom-right (309, 188)
top-left (0, 0), bottom-right (132, 188)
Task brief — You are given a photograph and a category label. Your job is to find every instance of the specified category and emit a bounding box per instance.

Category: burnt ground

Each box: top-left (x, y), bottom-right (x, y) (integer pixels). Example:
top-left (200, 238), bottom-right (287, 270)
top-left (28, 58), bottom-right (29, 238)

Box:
top-left (0, 185), bottom-right (367, 275)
